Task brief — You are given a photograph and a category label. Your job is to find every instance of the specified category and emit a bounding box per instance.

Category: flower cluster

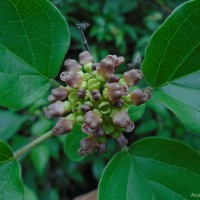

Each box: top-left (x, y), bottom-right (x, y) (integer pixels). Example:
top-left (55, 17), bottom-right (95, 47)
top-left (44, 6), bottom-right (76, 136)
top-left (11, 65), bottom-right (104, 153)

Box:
top-left (45, 51), bottom-right (151, 156)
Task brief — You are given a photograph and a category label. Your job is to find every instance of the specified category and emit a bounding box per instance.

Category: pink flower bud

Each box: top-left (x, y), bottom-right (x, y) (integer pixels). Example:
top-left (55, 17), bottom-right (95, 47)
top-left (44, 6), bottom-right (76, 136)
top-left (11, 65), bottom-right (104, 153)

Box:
top-left (81, 104), bottom-right (92, 113)
top-left (64, 59), bottom-right (82, 73)
top-left (121, 85), bottom-right (129, 96)
top-left (98, 143), bottom-right (107, 153)
top-left (60, 71), bottom-right (83, 89)
top-left (107, 74), bottom-right (120, 83)
top-left (91, 89), bottom-right (101, 101)
top-left (96, 58), bottom-right (115, 78)
top-left (123, 69), bottom-right (143, 86)
top-left (130, 89), bottom-right (151, 106)
top-left (51, 86), bottom-right (68, 99)
top-left (115, 134), bottom-right (128, 148)
top-left (84, 111), bottom-right (102, 129)
top-left (113, 111), bottom-right (134, 132)
top-left (113, 99), bottom-right (124, 107)
top-left (45, 101), bottom-right (67, 118)
top-left (47, 95), bottom-right (57, 103)
top-left (53, 117), bottom-right (73, 136)
top-left (79, 51), bottom-right (93, 65)
top-left (107, 83), bottom-right (122, 102)
top-left (106, 55), bottom-right (125, 68)
top-left (78, 89), bottom-right (86, 99)
top-left (79, 136), bottom-right (98, 156)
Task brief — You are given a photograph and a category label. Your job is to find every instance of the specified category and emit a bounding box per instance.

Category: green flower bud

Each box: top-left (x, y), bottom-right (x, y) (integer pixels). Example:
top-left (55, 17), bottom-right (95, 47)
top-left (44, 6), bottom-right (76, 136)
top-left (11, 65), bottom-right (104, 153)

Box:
top-left (82, 73), bottom-right (91, 81)
top-left (88, 79), bottom-right (100, 91)
top-left (68, 92), bottom-right (78, 102)
top-left (67, 113), bottom-right (77, 124)
top-left (76, 115), bottom-right (84, 125)
top-left (98, 101), bottom-right (111, 114)
top-left (84, 63), bottom-right (93, 73)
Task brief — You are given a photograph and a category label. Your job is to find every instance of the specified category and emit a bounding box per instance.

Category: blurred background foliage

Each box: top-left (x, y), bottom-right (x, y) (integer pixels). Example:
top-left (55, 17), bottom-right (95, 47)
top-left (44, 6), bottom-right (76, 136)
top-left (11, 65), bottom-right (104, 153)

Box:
top-left (1, 0), bottom-right (198, 199)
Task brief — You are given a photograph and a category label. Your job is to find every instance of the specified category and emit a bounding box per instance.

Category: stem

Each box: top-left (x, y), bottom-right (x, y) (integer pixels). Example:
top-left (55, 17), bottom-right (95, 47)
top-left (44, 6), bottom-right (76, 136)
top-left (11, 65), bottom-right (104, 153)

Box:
top-left (49, 79), bottom-right (60, 87)
top-left (14, 130), bottom-right (54, 160)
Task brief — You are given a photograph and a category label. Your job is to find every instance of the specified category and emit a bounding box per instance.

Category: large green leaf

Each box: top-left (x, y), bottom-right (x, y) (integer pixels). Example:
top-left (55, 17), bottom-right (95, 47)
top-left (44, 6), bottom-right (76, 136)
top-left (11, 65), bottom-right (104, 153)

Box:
top-left (0, 141), bottom-right (24, 200)
top-left (99, 137), bottom-right (200, 200)
top-left (0, 110), bottom-right (29, 140)
top-left (64, 125), bottom-right (87, 162)
top-left (0, 0), bottom-right (70, 109)
top-left (142, 0), bottom-right (200, 133)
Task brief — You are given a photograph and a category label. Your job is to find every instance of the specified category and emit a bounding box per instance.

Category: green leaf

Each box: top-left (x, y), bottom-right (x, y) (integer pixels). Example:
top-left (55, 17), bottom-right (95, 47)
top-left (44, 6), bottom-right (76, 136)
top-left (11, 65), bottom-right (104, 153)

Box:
top-left (142, 0), bottom-right (200, 133)
top-left (128, 104), bottom-right (145, 122)
top-left (64, 125), bottom-right (87, 162)
top-left (0, 0), bottom-right (70, 109)
top-left (30, 144), bottom-right (50, 176)
top-left (99, 137), bottom-right (200, 200)
top-left (0, 141), bottom-right (24, 200)
top-left (0, 110), bottom-right (29, 140)
top-left (24, 185), bottom-right (38, 200)
top-left (0, 140), bottom-right (13, 165)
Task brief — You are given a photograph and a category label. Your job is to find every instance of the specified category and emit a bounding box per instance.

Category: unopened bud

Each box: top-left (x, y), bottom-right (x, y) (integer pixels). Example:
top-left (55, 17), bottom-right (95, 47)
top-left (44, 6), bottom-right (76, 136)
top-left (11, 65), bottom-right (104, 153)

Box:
top-left (107, 74), bottom-right (120, 83)
top-left (123, 69), bottom-right (143, 86)
top-left (130, 89), bottom-right (151, 106)
top-left (113, 99), bottom-right (124, 107)
top-left (78, 89), bottom-right (86, 99)
top-left (53, 117), bottom-right (73, 136)
top-left (121, 85), bottom-right (129, 96)
top-left (47, 95), bottom-right (57, 103)
top-left (115, 134), bottom-right (128, 148)
top-left (81, 104), bottom-right (92, 112)
top-left (96, 58), bottom-right (115, 78)
top-left (45, 101), bottom-right (67, 118)
top-left (91, 89), bottom-right (101, 101)
top-left (84, 111), bottom-right (102, 129)
top-left (79, 51), bottom-right (93, 65)
top-left (64, 59), bottom-right (82, 73)
top-left (98, 143), bottom-right (107, 153)
top-left (51, 86), bottom-right (68, 99)
top-left (113, 111), bottom-right (134, 132)
top-left (60, 71), bottom-right (83, 89)
top-left (107, 83), bottom-right (122, 102)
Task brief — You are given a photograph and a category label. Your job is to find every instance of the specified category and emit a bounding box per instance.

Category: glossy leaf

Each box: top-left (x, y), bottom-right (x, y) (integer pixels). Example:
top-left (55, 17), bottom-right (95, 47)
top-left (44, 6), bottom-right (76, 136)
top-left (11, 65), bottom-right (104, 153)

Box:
top-left (0, 110), bottom-right (29, 140)
top-left (128, 104), bottom-right (145, 122)
top-left (0, 141), bottom-right (24, 200)
top-left (0, 0), bottom-right (70, 109)
top-left (142, 0), bottom-right (200, 133)
top-left (99, 137), bottom-right (200, 200)
top-left (64, 125), bottom-right (87, 161)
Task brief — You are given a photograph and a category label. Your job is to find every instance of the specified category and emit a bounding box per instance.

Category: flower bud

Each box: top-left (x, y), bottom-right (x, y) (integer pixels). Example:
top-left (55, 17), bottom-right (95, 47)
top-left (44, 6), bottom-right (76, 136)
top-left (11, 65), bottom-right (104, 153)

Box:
top-left (51, 86), bottom-right (68, 99)
top-left (106, 55), bottom-right (125, 68)
top-left (78, 89), bottom-right (86, 99)
top-left (121, 85), bottom-right (129, 96)
top-left (96, 58), bottom-right (115, 78)
top-left (60, 71), bottom-right (83, 89)
top-left (64, 59), bottom-right (82, 73)
top-left (79, 136), bottom-right (98, 156)
top-left (113, 111), bottom-right (134, 132)
top-left (84, 111), bottom-right (102, 129)
top-left (115, 134), bottom-right (128, 148)
top-left (53, 117), bottom-right (73, 136)
top-left (93, 126), bottom-right (104, 138)
top-left (45, 101), bottom-right (68, 118)
top-left (113, 99), bottom-right (124, 107)
top-left (107, 83), bottom-right (122, 102)
top-left (79, 51), bottom-right (93, 65)
top-left (107, 74), bottom-right (120, 83)
top-left (47, 95), bottom-right (57, 103)
top-left (91, 89), bottom-right (101, 101)
top-left (98, 143), bottom-right (107, 153)
top-left (123, 69), bottom-right (143, 86)
top-left (81, 104), bottom-right (92, 112)
top-left (130, 89), bottom-right (151, 106)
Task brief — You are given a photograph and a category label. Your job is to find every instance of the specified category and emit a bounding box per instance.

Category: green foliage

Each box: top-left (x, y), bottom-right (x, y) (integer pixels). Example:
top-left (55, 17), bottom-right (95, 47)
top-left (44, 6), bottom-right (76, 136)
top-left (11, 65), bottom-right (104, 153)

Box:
top-left (0, 141), bottom-right (23, 200)
top-left (142, 0), bottom-right (200, 133)
top-left (99, 137), bottom-right (200, 200)
top-left (0, 110), bottom-right (29, 140)
top-left (64, 125), bottom-right (87, 161)
top-left (0, 0), bottom-right (70, 109)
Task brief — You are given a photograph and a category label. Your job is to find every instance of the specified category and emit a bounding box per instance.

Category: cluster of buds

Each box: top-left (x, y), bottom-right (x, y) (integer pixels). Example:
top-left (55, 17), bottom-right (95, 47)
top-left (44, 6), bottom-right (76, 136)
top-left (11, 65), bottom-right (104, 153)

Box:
top-left (45, 51), bottom-right (151, 156)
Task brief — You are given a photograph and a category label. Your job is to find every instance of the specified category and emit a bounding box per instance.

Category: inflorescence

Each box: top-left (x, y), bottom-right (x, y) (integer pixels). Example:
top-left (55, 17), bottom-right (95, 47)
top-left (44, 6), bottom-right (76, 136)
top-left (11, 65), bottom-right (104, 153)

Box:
top-left (45, 51), bottom-right (151, 156)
